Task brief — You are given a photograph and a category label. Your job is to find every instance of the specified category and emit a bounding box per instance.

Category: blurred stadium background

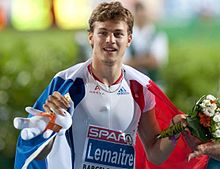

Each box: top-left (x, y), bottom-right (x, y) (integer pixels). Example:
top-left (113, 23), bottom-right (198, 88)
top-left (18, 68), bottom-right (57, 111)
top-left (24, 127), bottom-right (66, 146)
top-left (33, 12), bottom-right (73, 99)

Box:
top-left (0, 0), bottom-right (220, 168)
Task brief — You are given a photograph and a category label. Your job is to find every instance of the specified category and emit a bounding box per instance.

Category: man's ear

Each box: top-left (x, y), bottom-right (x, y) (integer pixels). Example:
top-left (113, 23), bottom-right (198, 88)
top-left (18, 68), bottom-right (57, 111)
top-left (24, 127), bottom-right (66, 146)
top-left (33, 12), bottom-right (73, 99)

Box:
top-left (127, 34), bottom-right (132, 47)
top-left (88, 32), bottom-right (94, 47)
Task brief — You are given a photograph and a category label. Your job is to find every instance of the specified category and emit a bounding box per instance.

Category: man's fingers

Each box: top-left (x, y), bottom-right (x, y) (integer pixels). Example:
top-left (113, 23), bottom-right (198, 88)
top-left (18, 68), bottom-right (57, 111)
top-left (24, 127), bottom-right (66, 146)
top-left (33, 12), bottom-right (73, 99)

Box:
top-left (172, 114), bottom-right (187, 124)
top-left (188, 150), bottom-right (203, 161)
top-left (53, 92), bottom-right (70, 108)
top-left (43, 103), bottom-right (51, 114)
top-left (47, 95), bottom-right (68, 110)
top-left (188, 143), bottom-right (210, 161)
top-left (43, 92), bottom-right (70, 115)
top-left (43, 102), bottom-right (64, 116)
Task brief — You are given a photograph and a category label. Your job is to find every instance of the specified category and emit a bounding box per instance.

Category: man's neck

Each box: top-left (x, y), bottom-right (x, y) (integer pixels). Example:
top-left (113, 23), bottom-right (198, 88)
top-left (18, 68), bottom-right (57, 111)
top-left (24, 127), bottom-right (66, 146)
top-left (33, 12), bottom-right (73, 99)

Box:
top-left (91, 61), bottom-right (122, 86)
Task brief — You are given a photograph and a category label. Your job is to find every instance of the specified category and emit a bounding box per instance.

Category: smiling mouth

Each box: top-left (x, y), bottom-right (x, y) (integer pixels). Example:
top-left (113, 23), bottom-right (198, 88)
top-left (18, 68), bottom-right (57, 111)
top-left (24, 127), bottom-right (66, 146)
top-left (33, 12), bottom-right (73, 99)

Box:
top-left (103, 47), bottom-right (117, 52)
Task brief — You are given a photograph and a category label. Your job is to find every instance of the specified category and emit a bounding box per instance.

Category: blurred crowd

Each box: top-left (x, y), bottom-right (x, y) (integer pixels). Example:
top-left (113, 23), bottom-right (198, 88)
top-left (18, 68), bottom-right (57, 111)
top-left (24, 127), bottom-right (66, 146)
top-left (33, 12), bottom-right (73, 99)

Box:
top-left (1, 0), bottom-right (220, 30)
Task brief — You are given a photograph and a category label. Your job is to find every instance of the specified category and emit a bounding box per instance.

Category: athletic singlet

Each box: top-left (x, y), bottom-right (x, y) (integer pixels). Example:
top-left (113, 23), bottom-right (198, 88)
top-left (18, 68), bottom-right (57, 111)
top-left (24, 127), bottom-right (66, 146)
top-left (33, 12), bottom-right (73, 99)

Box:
top-left (14, 59), bottom-right (155, 169)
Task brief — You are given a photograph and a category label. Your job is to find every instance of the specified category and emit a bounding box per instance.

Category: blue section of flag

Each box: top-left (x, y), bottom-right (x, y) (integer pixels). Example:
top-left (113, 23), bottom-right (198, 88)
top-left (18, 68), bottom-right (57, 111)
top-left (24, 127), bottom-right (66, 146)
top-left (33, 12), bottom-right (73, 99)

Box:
top-left (14, 76), bottom-right (86, 169)
top-left (85, 139), bottom-right (134, 168)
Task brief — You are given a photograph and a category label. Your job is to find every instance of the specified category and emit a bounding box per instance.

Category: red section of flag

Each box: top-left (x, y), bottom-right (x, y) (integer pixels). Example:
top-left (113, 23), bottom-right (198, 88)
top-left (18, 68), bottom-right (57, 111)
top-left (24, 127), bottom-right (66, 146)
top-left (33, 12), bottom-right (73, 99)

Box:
top-left (130, 80), bottom-right (145, 112)
top-left (134, 80), bottom-right (208, 169)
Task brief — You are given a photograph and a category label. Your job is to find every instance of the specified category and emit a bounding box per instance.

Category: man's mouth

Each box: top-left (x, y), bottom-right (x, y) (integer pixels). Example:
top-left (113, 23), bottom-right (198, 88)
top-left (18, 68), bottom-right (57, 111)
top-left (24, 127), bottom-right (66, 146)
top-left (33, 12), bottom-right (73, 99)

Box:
top-left (103, 47), bottom-right (117, 52)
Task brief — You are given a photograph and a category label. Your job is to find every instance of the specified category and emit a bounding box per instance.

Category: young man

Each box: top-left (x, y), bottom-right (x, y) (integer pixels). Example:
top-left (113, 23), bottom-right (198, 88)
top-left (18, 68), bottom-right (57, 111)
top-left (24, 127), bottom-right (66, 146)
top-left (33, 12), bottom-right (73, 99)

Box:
top-left (14, 2), bottom-right (206, 169)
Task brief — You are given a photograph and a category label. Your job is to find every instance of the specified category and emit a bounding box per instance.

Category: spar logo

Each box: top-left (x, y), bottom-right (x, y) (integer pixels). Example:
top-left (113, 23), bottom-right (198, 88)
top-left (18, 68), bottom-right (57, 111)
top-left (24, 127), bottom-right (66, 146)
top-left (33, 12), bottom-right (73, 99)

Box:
top-left (87, 125), bottom-right (133, 145)
top-left (84, 125), bottom-right (135, 168)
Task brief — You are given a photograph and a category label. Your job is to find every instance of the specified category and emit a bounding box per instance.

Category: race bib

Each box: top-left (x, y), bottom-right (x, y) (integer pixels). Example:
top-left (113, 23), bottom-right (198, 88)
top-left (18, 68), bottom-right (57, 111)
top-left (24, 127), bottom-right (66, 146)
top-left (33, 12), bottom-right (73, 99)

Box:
top-left (82, 125), bottom-right (135, 169)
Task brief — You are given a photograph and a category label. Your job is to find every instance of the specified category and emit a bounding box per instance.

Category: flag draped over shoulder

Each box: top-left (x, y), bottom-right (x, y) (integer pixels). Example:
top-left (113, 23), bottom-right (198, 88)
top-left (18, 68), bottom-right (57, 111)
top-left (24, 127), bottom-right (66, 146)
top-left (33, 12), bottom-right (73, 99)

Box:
top-left (135, 80), bottom-right (208, 169)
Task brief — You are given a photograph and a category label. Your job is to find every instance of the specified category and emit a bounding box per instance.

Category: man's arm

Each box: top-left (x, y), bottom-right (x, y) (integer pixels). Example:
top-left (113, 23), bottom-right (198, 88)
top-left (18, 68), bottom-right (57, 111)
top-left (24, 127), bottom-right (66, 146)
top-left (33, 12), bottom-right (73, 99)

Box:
top-left (138, 108), bottom-right (180, 165)
top-left (183, 131), bottom-right (220, 161)
top-left (198, 142), bottom-right (220, 161)
top-left (14, 75), bottom-right (74, 169)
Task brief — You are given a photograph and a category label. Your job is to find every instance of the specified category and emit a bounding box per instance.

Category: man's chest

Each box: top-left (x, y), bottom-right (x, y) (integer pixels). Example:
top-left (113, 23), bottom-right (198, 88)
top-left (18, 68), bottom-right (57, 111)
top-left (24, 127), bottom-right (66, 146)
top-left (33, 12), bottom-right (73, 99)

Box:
top-left (76, 80), bottom-right (136, 131)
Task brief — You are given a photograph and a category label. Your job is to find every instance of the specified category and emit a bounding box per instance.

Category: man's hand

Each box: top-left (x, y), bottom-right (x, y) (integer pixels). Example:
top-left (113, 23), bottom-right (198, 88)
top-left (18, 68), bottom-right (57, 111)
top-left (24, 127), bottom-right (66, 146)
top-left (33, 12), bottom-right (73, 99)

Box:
top-left (13, 92), bottom-right (73, 140)
top-left (43, 91), bottom-right (70, 116)
top-left (183, 131), bottom-right (220, 161)
top-left (170, 114), bottom-right (187, 139)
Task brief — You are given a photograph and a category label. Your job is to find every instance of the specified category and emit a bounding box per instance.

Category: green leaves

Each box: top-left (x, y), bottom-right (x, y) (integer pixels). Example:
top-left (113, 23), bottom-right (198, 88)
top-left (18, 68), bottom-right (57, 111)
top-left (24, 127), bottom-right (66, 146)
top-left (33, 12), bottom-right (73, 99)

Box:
top-left (0, 29), bottom-right (79, 167)
top-left (191, 95), bottom-right (206, 117)
top-left (217, 98), bottom-right (220, 108)
top-left (186, 116), bottom-right (212, 142)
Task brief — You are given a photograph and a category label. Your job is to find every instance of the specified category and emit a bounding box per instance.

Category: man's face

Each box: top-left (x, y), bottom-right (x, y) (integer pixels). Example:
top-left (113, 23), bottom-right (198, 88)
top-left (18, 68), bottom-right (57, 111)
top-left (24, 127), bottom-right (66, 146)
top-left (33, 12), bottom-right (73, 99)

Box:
top-left (88, 20), bottom-right (132, 66)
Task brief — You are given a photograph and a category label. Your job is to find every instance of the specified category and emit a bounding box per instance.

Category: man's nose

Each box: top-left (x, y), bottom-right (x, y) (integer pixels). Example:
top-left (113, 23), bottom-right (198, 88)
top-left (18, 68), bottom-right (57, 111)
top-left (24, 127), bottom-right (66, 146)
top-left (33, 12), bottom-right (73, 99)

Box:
top-left (106, 33), bottom-right (116, 43)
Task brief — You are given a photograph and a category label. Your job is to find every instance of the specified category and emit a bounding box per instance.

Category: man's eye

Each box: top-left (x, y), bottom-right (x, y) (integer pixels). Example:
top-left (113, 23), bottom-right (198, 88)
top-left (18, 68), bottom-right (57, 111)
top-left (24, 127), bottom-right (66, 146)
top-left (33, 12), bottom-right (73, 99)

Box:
top-left (98, 31), bottom-right (108, 36)
top-left (114, 32), bottom-right (124, 38)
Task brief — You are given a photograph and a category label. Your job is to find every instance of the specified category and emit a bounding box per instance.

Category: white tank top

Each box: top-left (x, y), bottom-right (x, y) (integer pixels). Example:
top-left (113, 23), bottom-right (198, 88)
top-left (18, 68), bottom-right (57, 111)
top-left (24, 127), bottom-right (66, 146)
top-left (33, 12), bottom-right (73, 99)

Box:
top-left (47, 60), bottom-right (155, 169)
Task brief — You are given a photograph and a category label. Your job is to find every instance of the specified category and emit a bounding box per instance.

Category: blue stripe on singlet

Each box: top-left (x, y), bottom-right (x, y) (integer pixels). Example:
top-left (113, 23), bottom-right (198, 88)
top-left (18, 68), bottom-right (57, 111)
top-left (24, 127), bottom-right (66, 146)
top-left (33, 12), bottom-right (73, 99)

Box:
top-left (66, 78), bottom-right (85, 169)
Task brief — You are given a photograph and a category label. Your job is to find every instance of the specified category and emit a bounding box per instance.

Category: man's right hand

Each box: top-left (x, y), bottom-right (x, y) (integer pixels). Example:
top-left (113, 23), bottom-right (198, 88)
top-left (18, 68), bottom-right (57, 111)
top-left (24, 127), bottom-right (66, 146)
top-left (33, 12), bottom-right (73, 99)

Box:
top-left (13, 92), bottom-right (73, 140)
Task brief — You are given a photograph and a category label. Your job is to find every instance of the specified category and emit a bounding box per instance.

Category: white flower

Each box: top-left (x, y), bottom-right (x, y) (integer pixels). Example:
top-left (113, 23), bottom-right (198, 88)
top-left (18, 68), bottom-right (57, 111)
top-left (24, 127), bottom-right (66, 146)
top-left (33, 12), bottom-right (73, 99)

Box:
top-left (206, 95), bottom-right (216, 101)
top-left (213, 113), bottom-right (220, 123)
top-left (200, 99), bottom-right (217, 117)
top-left (200, 100), bottom-right (210, 108)
top-left (216, 123), bottom-right (220, 129)
top-left (213, 129), bottom-right (220, 138)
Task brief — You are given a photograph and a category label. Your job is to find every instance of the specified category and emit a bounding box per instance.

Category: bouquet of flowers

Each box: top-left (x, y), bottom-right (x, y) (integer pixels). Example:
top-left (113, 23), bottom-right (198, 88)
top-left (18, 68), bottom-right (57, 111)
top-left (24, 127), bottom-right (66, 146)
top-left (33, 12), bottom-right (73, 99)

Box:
top-left (157, 94), bottom-right (220, 142)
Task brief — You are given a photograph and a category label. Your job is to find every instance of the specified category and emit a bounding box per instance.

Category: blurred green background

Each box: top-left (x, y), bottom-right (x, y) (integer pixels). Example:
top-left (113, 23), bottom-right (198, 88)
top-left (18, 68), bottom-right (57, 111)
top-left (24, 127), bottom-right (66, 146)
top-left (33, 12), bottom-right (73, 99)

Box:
top-left (0, 19), bottom-right (220, 168)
